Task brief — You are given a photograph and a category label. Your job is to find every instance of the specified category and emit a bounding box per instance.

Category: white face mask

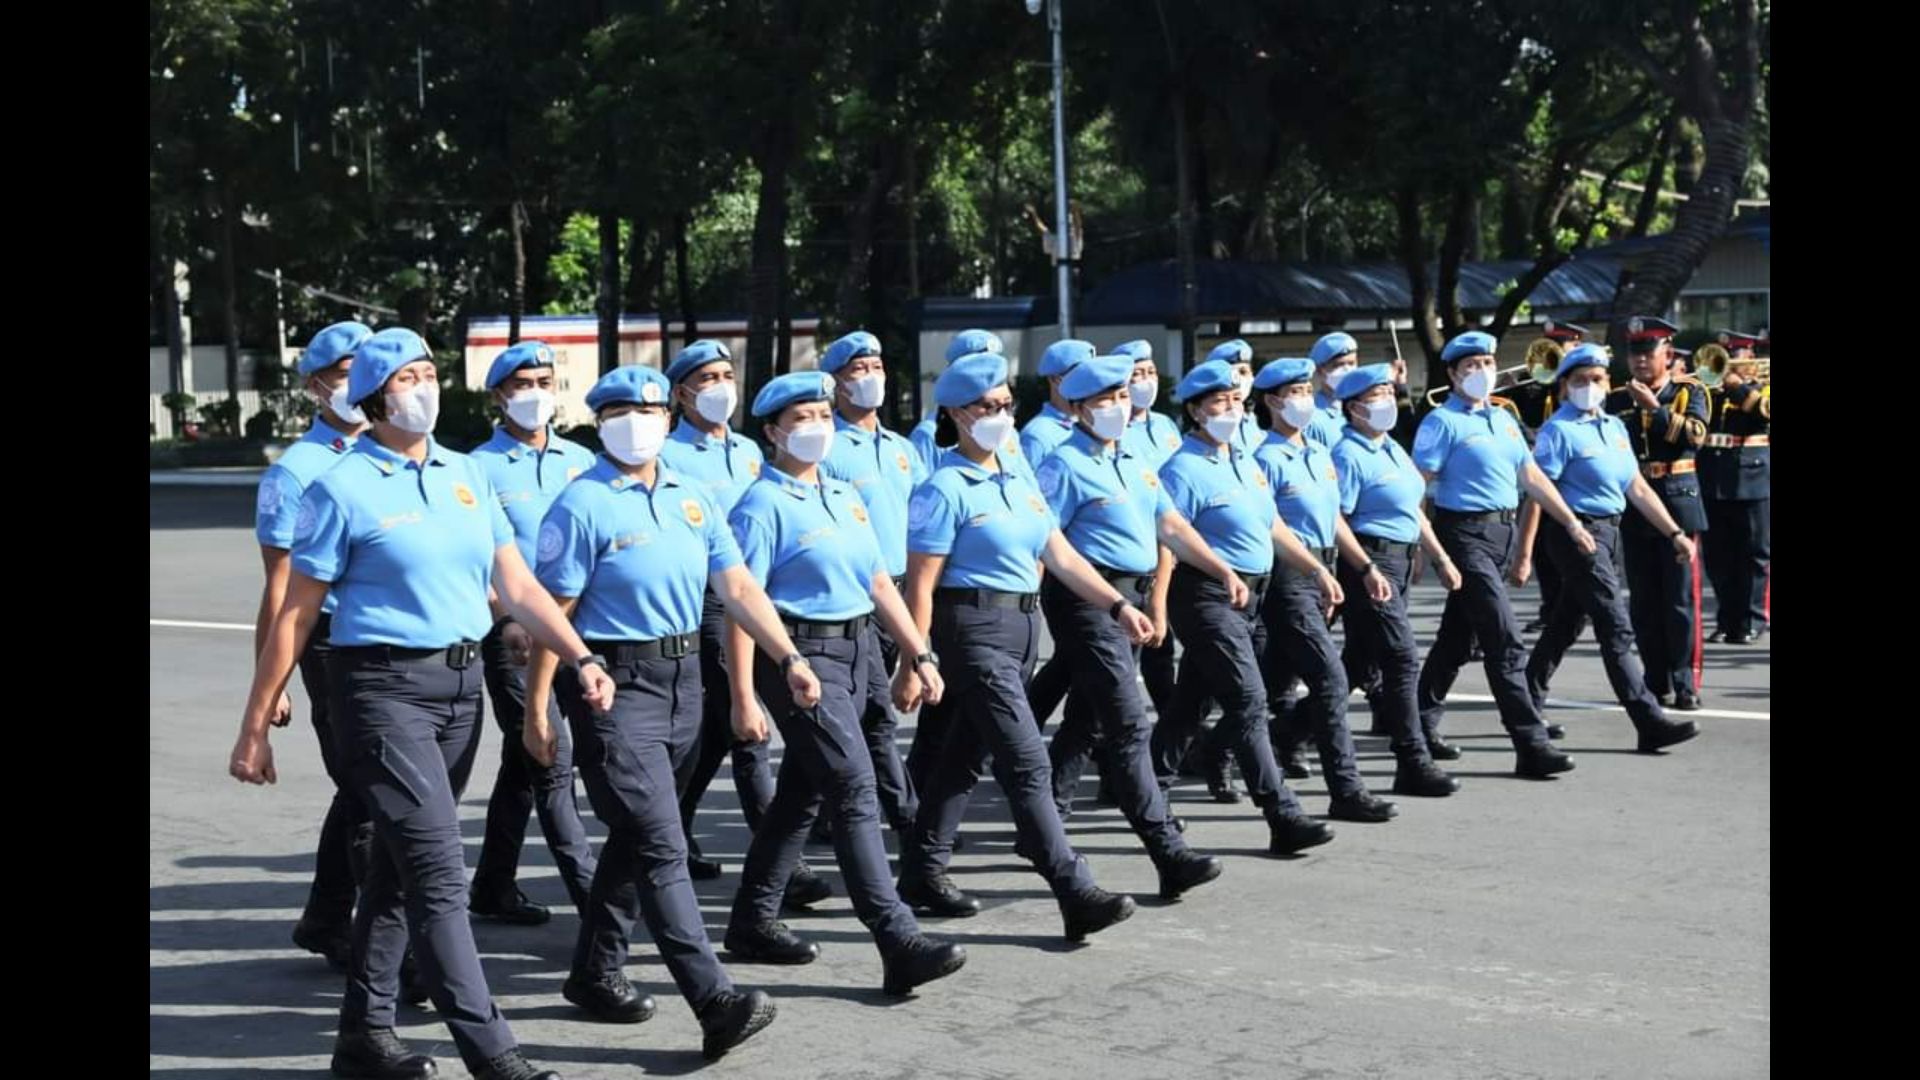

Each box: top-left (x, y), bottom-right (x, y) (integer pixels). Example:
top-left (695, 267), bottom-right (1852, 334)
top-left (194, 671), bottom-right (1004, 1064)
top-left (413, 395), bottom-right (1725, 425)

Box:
top-left (323, 382), bottom-right (365, 426)
top-left (1322, 365), bottom-right (1356, 393)
top-left (967, 411), bottom-right (1016, 452)
top-left (844, 372), bottom-right (886, 410)
top-left (1458, 367), bottom-right (1494, 402)
top-left (600, 411), bottom-right (669, 465)
top-left (1362, 400), bottom-right (1399, 432)
top-left (779, 420), bottom-right (836, 464)
top-left (385, 382), bottom-right (440, 434)
top-left (1278, 396), bottom-right (1317, 431)
top-left (1203, 409), bottom-right (1244, 445)
top-left (694, 383), bottom-right (738, 426)
top-left (502, 389), bottom-right (556, 431)
top-left (1568, 382), bottom-right (1607, 412)
top-left (1233, 373), bottom-right (1255, 397)
top-left (1084, 403), bottom-right (1129, 442)
top-left (1129, 378), bottom-right (1159, 410)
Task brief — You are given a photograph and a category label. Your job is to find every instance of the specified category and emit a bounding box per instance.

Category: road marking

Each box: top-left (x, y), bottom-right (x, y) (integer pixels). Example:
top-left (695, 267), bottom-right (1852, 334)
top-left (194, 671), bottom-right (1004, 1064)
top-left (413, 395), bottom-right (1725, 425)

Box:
top-left (1448, 691), bottom-right (1769, 722)
top-left (151, 619), bottom-right (253, 632)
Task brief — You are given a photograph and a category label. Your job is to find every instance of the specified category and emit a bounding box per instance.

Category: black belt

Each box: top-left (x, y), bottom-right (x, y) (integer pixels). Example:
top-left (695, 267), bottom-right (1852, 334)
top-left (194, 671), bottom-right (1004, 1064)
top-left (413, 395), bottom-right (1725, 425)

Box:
top-left (1434, 507), bottom-right (1517, 525)
top-left (585, 633), bottom-right (697, 663)
top-left (936, 587), bottom-right (1039, 613)
top-left (1092, 566), bottom-right (1156, 596)
top-left (336, 640), bottom-right (481, 670)
top-left (782, 614), bottom-right (871, 640)
top-left (1311, 546), bottom-right (1338, 568)
top-left (1174, 562), bottom-right (1268, 596)
top-left (1573, 512), bottom-right (1622, 526)
top-left (1356, 534), bottom-right (1415, 554)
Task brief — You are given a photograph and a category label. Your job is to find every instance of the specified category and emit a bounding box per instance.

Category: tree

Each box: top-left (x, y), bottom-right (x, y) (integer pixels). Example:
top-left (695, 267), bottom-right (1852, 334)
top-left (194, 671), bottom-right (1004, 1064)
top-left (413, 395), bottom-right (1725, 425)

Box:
top-left (1605, 0), bottom-right (1767, 331)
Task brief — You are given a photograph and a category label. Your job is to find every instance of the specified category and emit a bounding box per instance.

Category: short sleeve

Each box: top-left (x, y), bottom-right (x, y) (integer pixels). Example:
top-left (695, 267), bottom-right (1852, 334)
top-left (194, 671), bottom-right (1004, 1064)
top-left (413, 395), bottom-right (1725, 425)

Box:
top-left (290, 484), bottom-right (351, 584)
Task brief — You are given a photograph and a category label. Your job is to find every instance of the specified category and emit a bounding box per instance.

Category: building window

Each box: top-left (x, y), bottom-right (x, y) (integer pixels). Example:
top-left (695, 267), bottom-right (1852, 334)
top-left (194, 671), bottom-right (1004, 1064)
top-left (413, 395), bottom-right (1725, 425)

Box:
top-left (1679, 293), bottom-right (1769, 334)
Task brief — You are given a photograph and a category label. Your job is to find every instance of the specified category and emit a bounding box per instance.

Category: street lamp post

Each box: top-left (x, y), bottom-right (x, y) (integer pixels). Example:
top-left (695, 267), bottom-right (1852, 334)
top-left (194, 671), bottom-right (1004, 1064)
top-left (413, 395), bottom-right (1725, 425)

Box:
top-left (1030, 0), bottom-right (1073, 339)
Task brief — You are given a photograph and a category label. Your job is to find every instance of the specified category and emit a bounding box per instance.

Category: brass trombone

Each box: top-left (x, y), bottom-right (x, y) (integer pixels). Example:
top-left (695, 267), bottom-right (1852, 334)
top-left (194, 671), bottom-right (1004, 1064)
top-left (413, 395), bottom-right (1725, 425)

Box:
top-left (1424, 338), bottom-right (1563, 406)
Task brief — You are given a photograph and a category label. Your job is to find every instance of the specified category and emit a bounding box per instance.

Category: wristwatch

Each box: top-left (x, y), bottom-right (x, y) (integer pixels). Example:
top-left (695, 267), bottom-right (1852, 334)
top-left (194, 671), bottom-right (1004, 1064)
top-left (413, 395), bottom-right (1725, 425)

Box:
top-left (913, 650), bottom-right (940, 671)
top-left (780, 652), bottom-right (809, 674)
top-left (573, 654), bottom-right (607, 675)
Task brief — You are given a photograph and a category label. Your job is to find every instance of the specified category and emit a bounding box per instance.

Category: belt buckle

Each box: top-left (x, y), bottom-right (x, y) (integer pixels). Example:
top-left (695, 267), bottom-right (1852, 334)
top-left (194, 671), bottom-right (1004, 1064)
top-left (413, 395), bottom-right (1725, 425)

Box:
top-left (665, 634), bottom-right (690, 659)
top-left (1020, 593), bottom-right (1038, 613)
top-left (447, 641), bottom-right (479, 670)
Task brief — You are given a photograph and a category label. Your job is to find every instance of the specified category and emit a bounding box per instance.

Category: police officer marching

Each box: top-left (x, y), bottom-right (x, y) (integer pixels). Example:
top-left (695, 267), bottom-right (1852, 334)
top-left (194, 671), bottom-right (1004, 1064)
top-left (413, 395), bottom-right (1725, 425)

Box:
top-left (657, 340), bottom-right (827, 901)
top-left (1412, 330), bottom-right (1594, 778)
top-left (1162, 359), bottom-right (1372, 852)
top-left (233, 327), bottom-right (612, 1080)
top-left (893, 351), bottom-right (1141, 938)
top-left (467, 340), bottom-right (600, 927)
top-left (1608, 316), bottom-right (1710, 711)
top-left (252, 320), bottom-right (374, 972)
top-left (1325, 364), bottom-right (1464, 796)
top-left (1512, 344), bottom-right (1703, 753)
top-left (718, 371), bottom-right (969, 997)
top-left (1033, 354), bottom-right (1231, 898)
top-left (818, 330), bottom-right (925, 840)
top-left (519, 363), bottom-right (803, 1057)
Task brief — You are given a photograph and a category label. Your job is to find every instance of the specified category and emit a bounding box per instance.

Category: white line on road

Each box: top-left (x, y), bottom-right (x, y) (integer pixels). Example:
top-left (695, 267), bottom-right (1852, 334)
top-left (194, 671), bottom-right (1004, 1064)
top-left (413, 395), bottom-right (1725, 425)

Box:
top-left (151, 619), bottom-right (253, 632)
top-left (1449, 691), bottom-right (1769, 722)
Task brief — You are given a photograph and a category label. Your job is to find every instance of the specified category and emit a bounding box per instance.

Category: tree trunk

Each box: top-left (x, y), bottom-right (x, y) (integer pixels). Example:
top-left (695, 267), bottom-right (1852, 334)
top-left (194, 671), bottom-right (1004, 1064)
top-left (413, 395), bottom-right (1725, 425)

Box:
top-left (1631, 110), bottom-right (1680, 238)
top-left (624, 216), bottom-right (653, 315)
top-left (597, 210), bottom-right (621, 374)
top-left (1499, 166), bottom-right (1530, 259)
top-left (903, 140), bottom-right (920, 300)
top-left (509, 199), bottom-right (527, 345)
top-left (745, 125), bottom-right (792, 400)
top-left (219, 188), bottom-right (241, 403)
top-left (1436, 184), bottom-right (1473, 336)
top-left (1154, 0), bottom-right (1198, 363)
top-left (836, 137), bottom-right (898, 328)
top-left (1395, 186), bottom-right (1444, 387)
top-left (523, 204), bottom-right (558, 315)
top-left (673, 211), bottom-right (697, 347)
top-left (1613, 113), bottom-right (1751, 325)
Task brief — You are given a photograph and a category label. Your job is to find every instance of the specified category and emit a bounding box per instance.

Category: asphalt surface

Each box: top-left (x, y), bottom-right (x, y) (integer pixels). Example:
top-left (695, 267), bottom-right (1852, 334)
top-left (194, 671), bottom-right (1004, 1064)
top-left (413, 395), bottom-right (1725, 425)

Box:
top-left (151, 482), bottom-right (1769, 1078)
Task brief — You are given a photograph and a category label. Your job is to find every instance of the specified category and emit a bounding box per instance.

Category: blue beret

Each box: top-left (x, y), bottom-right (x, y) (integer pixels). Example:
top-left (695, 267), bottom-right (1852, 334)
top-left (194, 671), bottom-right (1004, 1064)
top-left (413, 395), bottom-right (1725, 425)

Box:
top-left (820, 330), bottom-right (882, 375)
top-left (298, 321), bottom-right (372, 377)
top-left (944, 329), bottom-right (1004, 364)
top-left (347, 328), bottom-right (432, 404)
top-left (585, 365), bottom-right (672, 411)
top-left (1554, 343), bottom-right (1610, 381)
top-left (1058, 354), bottom-right (1134, 402)
top-left (1174, 359), bottom-right (1239, 403)
top-left (1252, 358), bottom-right (1314, 391)
top-left (484, 339), bottom-right (557, 390)
top-left (1441, 331), bottom-right (1498, 364)
top-left (1310, 332), bottom-right (1359, 367)
top-left (751, 370), bottom-right (837, 419)
top-left (1113, 339), bottom-right (1153, 361)
top-left (1205, 339), bottom-right (1253, 366)
top-left (1038, 339), bottom-right (1096, 378)
top-left (665, 339), bottom-right (734, 384)
top-left (1336, 363), bottom-right (1395, 401)
top-left (935, 353), bottom-right (1009, 407)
